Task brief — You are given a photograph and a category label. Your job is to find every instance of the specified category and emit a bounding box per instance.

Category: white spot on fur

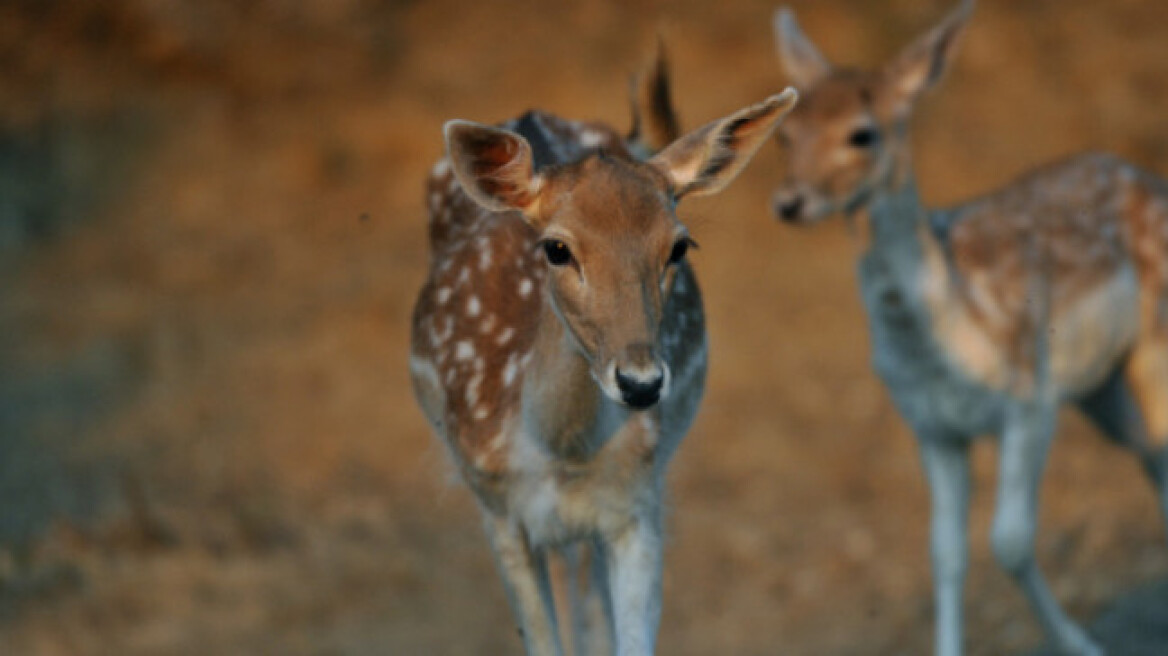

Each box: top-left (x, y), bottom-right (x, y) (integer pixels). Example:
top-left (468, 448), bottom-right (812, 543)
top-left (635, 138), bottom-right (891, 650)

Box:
top-left (480, 314), bottom-right (497, 333)
top-left (519, 278), bottom-right (533, 297)
top-left (473, 405), bottom-right (491, 420)
top-left (579, 130), bottom-right (605, 148)
top-left (436, 287), bottom-right (452, 304)
top-left (502, 356), bottom-right (519, 387)
top-left (473, 452), bottom-right (491, 469)
top-left (429, 314), bottom-right (454, 348)
top-left (455, 341), bottom-right (475, 361)
top-left (467, 295), bottom-right (481, 317)
top-left (432, 158), bottom-right (450, 177)
top-left (488, 432), bottom-right (506, 451)
top-left (457, 267), bottom-right (471, 286)
top-left (466, 373), bottom-right (483, 406)
top-left (496, 326), bottom-right (515, 345)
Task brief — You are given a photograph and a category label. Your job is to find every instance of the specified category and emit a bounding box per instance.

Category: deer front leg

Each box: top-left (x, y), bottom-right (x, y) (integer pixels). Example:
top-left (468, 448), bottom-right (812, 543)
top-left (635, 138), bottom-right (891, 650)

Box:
top-left (571, 538), bottom-right (615, 656)
top-left (919, 435), bottom-right (972, 656)
top-left (483, 514), bottom-right (563, 656)
top-left (602, 508), bottom-right (664, 656)
top-left (991, 403), bottom-right (1102, 656)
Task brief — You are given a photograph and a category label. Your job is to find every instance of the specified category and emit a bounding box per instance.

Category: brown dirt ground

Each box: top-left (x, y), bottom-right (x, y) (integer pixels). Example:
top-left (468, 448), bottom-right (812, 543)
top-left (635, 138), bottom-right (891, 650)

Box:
top-left (1, 1), bottom-right (1167, 654)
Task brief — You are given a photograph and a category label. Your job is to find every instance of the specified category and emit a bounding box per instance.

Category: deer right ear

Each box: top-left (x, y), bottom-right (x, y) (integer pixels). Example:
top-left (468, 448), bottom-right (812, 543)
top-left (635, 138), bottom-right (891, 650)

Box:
top-left (773, 7), bottom-right (831, 88)
top-left (445, 120), bottom-right (545, 217)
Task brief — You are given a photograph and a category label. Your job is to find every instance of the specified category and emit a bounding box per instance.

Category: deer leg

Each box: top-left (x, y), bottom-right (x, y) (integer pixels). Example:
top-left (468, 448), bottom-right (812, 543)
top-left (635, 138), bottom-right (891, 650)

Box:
top-left (919, 436), bottom-right (972, 656)
top-left (483, 514), bottom-right (563, 656)
top-left (992, 402), bottom-right (1102, 656)
top-left (561, 542), bottom-right (613, 656)
top-left (1077, 363), bottom-right (1168, 534)
top-left (1125, 336), bottom-right (1168, 535)
top-left (602, 507), bottom-right (663, 656)
top-left (574, 537), bottom-right (615, 656)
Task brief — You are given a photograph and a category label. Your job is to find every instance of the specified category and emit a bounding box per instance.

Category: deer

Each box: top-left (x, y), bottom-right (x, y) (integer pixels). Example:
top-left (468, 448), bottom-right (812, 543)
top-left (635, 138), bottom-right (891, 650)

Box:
top-left (408, 48), bottom-right (798, 654)
top-left (768, 1), bottom-right (1168, 654)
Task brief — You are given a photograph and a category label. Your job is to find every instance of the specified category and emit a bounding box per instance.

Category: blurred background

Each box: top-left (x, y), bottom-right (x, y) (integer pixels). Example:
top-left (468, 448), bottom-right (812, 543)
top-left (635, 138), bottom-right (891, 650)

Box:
top-left (2, 0), bottom-right (1168, 653)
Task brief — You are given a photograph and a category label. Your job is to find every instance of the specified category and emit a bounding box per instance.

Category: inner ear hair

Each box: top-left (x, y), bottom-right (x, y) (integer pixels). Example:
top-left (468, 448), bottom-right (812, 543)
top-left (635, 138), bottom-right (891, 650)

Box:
top-left (889, 0), bottom-right (974, 100)
top-left (654, 88), bottom-right (798, 198)
top-left (444, 120), bottom-right (543, 215)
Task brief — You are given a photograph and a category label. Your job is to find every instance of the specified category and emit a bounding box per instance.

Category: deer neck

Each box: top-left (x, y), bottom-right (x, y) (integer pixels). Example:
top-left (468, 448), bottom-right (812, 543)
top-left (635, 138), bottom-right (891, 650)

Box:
top-left (520, 296), bottom-right (623, 461)
top-left (864, 146), bottom-right (949, 292)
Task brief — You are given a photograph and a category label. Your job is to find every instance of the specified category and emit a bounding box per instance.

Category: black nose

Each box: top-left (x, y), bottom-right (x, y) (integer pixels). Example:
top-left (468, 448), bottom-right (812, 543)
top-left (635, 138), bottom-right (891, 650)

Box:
top-left (615, 368), bottom-right (663, 410)
top-left (777, 195), bottom-right (804, 222)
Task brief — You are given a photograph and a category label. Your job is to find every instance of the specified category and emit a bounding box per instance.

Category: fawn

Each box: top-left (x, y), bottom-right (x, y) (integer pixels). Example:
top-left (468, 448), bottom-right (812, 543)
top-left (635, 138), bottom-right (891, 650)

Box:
top-left (408, 51), bottom-right (798, 654)
top-left (769, 2), bottom-right (1168, 654)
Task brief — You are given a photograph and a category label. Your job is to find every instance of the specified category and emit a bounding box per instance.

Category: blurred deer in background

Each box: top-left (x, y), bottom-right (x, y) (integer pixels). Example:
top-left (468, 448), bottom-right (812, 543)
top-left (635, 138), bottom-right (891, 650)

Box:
top-left (769, 1), bottom-right (1168, 654)
top-left (409, 48), bottom-right (798, 654)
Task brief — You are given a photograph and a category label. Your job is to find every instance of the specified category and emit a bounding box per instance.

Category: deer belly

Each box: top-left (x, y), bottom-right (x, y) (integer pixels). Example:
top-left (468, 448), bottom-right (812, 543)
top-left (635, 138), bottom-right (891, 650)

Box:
top-left (1048, 267), bottom-right (1141, 397)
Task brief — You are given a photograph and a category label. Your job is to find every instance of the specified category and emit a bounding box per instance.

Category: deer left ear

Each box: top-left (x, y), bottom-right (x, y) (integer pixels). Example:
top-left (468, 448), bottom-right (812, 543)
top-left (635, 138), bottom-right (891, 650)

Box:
top-left (445, 120), bottom-right (545, 217)
top-left (774, 7), bottom-right (832, 88)
top-left (650, 88), bottom-right (798, 199)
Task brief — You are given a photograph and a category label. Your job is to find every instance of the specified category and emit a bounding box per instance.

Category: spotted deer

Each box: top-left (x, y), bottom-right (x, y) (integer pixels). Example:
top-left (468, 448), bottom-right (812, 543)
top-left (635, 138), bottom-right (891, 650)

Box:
top-left (769, 2), bottom-right (1168, 654)
top-left (408, 51), bottom-right (798, 652)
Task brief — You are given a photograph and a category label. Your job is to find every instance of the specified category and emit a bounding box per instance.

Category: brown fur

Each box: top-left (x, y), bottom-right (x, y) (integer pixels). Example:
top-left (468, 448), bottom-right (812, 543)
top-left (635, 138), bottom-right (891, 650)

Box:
top-left (772, 3), bottom-right (1166, 653)
top-left (410, 80), bottom-right (794, 653)
top-left (772, 23), bottom-right (1168, 442)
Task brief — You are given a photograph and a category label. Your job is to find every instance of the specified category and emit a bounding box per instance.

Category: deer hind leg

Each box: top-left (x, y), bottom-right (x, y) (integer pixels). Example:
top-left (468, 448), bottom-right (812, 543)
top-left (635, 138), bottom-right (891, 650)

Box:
top-left (918, 436), bottom-right (972, 656)
top-left (992, 402), bottom-right (1103, 656)
top-left (1124, 334), bottom-right (1168, 532)
top-left (483, 514), bottom-right (563, 656)
top-left (1076, 361), bottom-right (1166, 488)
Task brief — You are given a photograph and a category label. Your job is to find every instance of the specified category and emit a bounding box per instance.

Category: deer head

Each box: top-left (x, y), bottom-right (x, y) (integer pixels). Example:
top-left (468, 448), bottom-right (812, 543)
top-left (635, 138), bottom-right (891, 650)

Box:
top-left (445, 89), bottom-right (797, 409)
top-left (770, 0), bottom-right (974, 224)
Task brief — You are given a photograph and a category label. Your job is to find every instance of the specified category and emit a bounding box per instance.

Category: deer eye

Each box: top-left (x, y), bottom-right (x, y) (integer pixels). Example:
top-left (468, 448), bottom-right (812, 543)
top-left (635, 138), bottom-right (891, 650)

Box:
top-left (668, 237), bottom-right (696, 265)
top-left (847, 127), bottom-right (879, 148)
top-left (541, 240), bottom-right (573, 266)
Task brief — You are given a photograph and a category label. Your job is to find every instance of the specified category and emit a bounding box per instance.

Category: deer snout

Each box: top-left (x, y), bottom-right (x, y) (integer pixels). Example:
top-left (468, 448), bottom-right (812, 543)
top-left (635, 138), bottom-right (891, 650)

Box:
top-left (612, 344), bottom-right (669, 410)
top-left (773, 189), bottom-right (806, 222)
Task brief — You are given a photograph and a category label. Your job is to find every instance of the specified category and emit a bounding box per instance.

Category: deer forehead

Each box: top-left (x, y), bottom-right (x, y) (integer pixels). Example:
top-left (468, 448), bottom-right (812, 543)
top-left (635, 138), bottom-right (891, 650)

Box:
top-left (542, 156), bottom-right (677, 246)
top-left (788, 72), bottom-right (887, 129)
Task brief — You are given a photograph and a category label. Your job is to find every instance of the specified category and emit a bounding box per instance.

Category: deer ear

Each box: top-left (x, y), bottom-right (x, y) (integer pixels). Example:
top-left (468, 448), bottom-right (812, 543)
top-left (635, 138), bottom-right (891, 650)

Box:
top-left (774, 7), bottom-right (832, 88)
top-left (626, 37), bottom-right (681, 160)
top-left (885, 0), bottom-right (974, 110)
top-left (650, 88), bottom-right (798, 199)
top-left (445, 120), bottom-right (544, 217)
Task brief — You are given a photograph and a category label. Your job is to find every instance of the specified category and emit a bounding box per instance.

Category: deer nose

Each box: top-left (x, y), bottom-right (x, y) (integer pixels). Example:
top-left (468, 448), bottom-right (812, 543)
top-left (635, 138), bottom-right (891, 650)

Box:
top-left (775, 193), bottom-right (805, 222)
top-left (615, 365), bottom-right (665, 410)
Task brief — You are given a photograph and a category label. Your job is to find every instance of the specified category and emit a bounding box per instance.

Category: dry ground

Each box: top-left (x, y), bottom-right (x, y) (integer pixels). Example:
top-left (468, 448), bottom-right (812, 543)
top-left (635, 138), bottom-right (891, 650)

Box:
top-left (1, 1), bottom-right (1168, 654)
